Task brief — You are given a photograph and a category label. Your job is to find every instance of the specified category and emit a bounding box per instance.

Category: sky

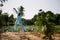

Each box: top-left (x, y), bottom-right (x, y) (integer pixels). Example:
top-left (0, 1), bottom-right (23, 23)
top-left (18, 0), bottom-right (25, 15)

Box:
top-left (1, 0), bottom-right (60, 19)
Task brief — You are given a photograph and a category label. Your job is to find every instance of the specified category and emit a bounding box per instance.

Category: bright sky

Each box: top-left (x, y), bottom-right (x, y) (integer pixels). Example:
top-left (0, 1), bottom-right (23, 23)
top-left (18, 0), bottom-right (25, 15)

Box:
top-left (1, 0), bottom-right (60, 19)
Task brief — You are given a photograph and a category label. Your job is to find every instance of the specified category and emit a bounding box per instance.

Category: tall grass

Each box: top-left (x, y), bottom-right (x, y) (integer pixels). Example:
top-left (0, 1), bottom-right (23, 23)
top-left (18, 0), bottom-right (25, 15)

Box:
top-left (0, 26), bottom-right (38, 32)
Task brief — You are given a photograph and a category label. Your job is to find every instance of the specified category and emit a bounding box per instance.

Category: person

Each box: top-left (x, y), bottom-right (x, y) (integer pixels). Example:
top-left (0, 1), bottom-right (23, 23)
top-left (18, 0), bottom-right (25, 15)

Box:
top-left (13, 8), bottom-right (25, 32)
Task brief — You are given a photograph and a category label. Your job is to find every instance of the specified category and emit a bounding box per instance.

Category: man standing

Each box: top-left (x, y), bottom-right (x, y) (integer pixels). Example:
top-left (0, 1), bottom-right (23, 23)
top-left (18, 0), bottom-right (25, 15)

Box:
top-left (13, 6), bottom-right (25, 31)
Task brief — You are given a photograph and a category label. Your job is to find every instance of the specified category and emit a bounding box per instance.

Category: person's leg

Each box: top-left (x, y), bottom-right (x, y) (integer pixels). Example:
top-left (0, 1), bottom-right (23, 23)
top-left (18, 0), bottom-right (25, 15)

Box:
top-left (14, 21), bottom-right (17, 31)
top-left (19, 23), bottom-right (26, 32)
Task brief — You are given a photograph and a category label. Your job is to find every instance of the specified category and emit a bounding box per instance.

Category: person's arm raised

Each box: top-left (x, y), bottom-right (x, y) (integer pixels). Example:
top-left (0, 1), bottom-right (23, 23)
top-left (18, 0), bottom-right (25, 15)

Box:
top-left (13, 8), bottom-right (19, 14)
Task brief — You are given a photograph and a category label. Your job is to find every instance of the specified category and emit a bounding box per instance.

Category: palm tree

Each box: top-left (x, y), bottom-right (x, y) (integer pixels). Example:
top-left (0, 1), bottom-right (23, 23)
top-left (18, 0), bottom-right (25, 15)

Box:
top-left (0, 0), bottom-right (8, 7)
top-left (18, 6), bottom-right (24, 16)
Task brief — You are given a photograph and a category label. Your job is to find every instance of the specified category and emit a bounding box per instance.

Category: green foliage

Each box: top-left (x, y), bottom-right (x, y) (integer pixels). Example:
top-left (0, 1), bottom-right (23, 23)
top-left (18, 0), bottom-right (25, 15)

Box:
top-left (0, 13), bottom-right (15, 26)
top-left (0, 11), bottom-right (15, 32)
top-left (35, 10), bottom-right (60, 40)
top-left (22, 18), bottom-right (35, 25)
top-left (4, 26), bottom-right (13, 32)
top-left (0, 26), bottom-right (37, 32)
top-left (8, 14), bottom-right (15, 26)
top-left (0, 10), bottom-right (2, 14)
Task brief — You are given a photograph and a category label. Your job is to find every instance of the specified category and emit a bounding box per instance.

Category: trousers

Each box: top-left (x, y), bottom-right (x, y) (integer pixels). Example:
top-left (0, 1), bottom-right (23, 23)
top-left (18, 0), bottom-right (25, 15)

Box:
top-left (14, 16), bottom-right (25, 31)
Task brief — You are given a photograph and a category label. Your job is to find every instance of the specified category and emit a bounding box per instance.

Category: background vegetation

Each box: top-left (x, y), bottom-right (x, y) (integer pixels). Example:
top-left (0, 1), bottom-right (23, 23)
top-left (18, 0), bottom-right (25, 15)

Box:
top-left (0, 0), bottom-right (60, 40)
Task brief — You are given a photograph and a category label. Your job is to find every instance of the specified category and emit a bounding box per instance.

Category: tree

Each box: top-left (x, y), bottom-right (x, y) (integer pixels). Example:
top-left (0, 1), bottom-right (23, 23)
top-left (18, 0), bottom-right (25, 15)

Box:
top-left (55, 14), bottom-right (60, 25)
top-left (9, 14), bottom-right (14, 25)
top-left (0, 0), bottom-right (8, 7)
top-left (2, 13), bottom-right (9, 26)
top-left (44, 11), bottom-right (56, 40)
top-left (18, 6), bottom-right (24, 16)
top-left (35, 9), bottom-right (46, 32)
top-left (31, 15), bottom-right (37, 25)
top-left (0, 10), bottom-right (2, 14)
top-left (35, 10), bottom-right (57, 40)
top-left (0, 10), bottom-right (3, 32)
top-left (0, 0), bottom-right (7, 2)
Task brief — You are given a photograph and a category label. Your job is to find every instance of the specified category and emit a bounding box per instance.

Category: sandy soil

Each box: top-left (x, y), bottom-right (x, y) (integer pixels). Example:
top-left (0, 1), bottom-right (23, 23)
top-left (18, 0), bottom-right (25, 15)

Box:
top-left (0, 32), bottom-right (60, 40)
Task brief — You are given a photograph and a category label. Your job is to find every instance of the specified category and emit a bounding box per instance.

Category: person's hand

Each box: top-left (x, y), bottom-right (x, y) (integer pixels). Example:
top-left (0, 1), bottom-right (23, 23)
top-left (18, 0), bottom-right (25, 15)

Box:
top-left (13, 8), bottom-right (16, 10)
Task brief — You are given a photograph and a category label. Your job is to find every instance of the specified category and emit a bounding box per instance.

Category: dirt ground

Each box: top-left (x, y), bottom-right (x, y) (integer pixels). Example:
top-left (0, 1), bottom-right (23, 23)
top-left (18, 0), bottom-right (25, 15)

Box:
top-left (0, 32), bottom-right (60, 40)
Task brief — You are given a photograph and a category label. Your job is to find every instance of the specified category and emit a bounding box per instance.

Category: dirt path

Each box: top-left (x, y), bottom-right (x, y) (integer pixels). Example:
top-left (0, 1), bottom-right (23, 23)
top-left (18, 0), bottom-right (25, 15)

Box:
top-left (0, 32), bottom-right (43, 40)
top-left (0, 32), bottom-right (60, 40)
